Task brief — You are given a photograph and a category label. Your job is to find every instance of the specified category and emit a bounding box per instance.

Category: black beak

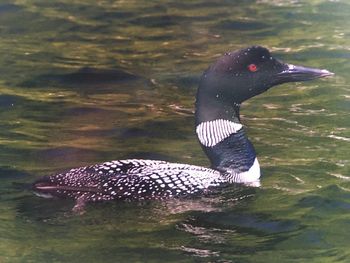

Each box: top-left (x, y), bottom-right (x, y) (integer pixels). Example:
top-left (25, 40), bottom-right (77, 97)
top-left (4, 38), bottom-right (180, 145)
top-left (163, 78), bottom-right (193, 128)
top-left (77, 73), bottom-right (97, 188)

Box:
top-left (277, 64), bottom-right (334, 83)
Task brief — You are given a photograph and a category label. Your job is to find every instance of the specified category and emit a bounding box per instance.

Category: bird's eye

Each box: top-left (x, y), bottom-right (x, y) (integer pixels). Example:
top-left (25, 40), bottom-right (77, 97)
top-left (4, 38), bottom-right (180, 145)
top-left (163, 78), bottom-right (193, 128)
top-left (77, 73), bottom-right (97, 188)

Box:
top-left (248, 64), bottom-right (258, 72)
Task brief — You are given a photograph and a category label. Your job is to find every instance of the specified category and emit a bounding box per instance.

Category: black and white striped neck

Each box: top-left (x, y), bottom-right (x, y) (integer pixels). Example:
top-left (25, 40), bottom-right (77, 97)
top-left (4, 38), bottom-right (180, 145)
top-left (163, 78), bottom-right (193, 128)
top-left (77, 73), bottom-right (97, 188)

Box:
top-left (194, 104), bottom-right (260, 183)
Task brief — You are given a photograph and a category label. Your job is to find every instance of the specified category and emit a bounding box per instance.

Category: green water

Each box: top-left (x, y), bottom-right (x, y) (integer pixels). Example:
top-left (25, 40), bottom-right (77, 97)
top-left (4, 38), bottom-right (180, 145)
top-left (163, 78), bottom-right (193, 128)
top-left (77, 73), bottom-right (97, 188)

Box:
top-left (0, 0), bottom-right (349, 262)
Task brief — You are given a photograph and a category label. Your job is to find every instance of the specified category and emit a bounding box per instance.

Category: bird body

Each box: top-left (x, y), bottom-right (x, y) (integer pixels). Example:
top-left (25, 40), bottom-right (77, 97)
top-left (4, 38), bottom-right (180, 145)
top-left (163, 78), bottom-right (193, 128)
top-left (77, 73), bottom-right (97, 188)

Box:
top-left (32, 46), bottom-right (333, 211)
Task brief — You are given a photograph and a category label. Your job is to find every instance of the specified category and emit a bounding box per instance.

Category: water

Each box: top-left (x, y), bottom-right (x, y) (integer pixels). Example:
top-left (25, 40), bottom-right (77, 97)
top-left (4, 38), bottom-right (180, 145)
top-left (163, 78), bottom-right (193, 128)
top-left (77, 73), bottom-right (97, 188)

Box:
top-left (0, 0), bottom-right (349, 262)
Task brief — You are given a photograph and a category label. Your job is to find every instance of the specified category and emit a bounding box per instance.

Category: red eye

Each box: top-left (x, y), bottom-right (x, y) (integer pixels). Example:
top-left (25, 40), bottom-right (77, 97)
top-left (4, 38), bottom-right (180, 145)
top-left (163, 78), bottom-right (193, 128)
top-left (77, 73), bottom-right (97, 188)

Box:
top-left (248, 64), bottom-right (258, 72)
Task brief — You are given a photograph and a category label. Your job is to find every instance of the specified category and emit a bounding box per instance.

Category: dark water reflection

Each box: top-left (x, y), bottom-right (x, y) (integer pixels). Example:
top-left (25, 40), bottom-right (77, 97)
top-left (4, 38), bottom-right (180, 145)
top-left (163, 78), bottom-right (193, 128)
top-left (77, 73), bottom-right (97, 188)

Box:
top-left (0, 0), bottom-right (349, 262)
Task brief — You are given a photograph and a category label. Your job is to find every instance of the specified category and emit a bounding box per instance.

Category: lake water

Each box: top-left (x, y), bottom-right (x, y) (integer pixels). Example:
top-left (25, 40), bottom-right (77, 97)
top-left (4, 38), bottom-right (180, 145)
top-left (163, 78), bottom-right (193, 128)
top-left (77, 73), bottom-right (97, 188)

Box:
top-left (0, 0), bottom-right (349, 262)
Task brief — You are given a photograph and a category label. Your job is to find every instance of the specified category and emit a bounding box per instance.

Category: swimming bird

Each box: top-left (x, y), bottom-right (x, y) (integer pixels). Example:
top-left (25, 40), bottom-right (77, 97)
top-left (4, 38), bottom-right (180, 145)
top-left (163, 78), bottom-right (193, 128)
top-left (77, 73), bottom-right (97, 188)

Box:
top-left (32, 46), bottom-right (333, 212)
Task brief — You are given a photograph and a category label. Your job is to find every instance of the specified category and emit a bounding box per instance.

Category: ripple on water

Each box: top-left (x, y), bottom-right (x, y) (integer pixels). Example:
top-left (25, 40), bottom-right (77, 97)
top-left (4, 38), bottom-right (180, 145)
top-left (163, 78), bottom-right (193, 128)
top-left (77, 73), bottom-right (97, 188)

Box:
top-left (217, 19), bottom-right (271, 31)
top-left (21, 67), bottom-right (150, 90)
top-left (175, 208), bottom-right (302, 259)
top-left (0, 3), bottom-right (22, 14)
top-left (327, 134), bottom-right (350, 142)
top-left (297, 185), bottom-right (350, 215)
top-left (0, 94), bottom-right (26, 109)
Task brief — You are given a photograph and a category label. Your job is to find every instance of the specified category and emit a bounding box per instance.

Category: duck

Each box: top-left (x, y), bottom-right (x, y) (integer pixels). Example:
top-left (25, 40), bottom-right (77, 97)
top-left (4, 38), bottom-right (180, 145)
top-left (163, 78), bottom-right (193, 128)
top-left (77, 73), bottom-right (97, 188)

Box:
top-left (32, 46), bottom-right (333, 212)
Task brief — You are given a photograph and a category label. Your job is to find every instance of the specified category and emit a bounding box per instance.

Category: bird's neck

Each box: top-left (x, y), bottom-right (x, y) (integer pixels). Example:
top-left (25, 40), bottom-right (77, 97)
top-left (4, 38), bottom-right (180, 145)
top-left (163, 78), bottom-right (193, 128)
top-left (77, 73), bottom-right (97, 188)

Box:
top-left (195, 90), bottom-right (257, 176)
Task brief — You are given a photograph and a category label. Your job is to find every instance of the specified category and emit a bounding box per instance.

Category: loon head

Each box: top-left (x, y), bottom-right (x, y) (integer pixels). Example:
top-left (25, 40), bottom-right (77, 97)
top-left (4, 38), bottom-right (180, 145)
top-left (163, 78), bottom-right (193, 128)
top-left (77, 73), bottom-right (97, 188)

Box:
top-left (195, 46), bottom-right (333, 123)
top-left (195, 46), bottom-right (333, 176)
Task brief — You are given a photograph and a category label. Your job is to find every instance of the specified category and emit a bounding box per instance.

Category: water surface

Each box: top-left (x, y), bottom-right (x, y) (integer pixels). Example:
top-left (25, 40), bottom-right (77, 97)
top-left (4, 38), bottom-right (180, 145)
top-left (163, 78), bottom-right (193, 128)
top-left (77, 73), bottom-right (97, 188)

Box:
top-left (0, 0), bottom-right (349, 262)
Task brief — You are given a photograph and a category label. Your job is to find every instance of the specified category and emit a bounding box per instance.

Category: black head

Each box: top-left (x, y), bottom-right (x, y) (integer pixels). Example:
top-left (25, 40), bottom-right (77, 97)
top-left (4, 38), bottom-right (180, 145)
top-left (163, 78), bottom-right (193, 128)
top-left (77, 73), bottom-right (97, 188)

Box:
top-left (196, 46), bottom-right (333, 123)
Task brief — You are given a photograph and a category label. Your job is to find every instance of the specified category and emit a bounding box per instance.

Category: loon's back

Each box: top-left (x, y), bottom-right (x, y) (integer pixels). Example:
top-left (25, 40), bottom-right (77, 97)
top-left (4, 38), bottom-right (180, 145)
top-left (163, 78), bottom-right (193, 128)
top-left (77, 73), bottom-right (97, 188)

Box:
top-left (34, 159), bottom-right (225, 200)
top-left (33, 159), bottom-right (227, 211)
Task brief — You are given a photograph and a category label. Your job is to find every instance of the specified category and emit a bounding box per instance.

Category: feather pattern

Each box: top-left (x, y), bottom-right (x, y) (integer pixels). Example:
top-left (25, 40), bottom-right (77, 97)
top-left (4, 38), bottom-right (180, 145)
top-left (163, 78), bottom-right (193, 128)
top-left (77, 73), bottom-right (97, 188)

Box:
top-left (34, 159), bottom-right (227, 202)
top-left (196, 119), bottom-right (243, 147)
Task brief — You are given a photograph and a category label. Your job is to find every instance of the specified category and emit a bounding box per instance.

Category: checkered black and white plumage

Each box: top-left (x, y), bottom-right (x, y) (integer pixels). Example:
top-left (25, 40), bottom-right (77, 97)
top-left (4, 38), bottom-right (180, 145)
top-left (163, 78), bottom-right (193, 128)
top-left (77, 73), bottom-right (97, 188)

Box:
top-left (33, 159), bottom-right (228, 204)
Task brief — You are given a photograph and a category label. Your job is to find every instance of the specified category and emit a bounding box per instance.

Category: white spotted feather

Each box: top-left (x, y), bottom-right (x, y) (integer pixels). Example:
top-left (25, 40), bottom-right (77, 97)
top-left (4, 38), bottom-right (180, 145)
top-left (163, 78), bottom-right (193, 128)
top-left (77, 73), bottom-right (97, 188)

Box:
top-left (42, 159), bottom-right (228, 202)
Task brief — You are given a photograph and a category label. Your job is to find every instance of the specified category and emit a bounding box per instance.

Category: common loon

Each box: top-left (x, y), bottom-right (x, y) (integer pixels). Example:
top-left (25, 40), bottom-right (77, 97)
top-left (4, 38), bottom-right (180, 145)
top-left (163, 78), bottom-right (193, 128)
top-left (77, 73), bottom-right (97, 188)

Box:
top-left (32, 46), bottom-right (333, 211)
